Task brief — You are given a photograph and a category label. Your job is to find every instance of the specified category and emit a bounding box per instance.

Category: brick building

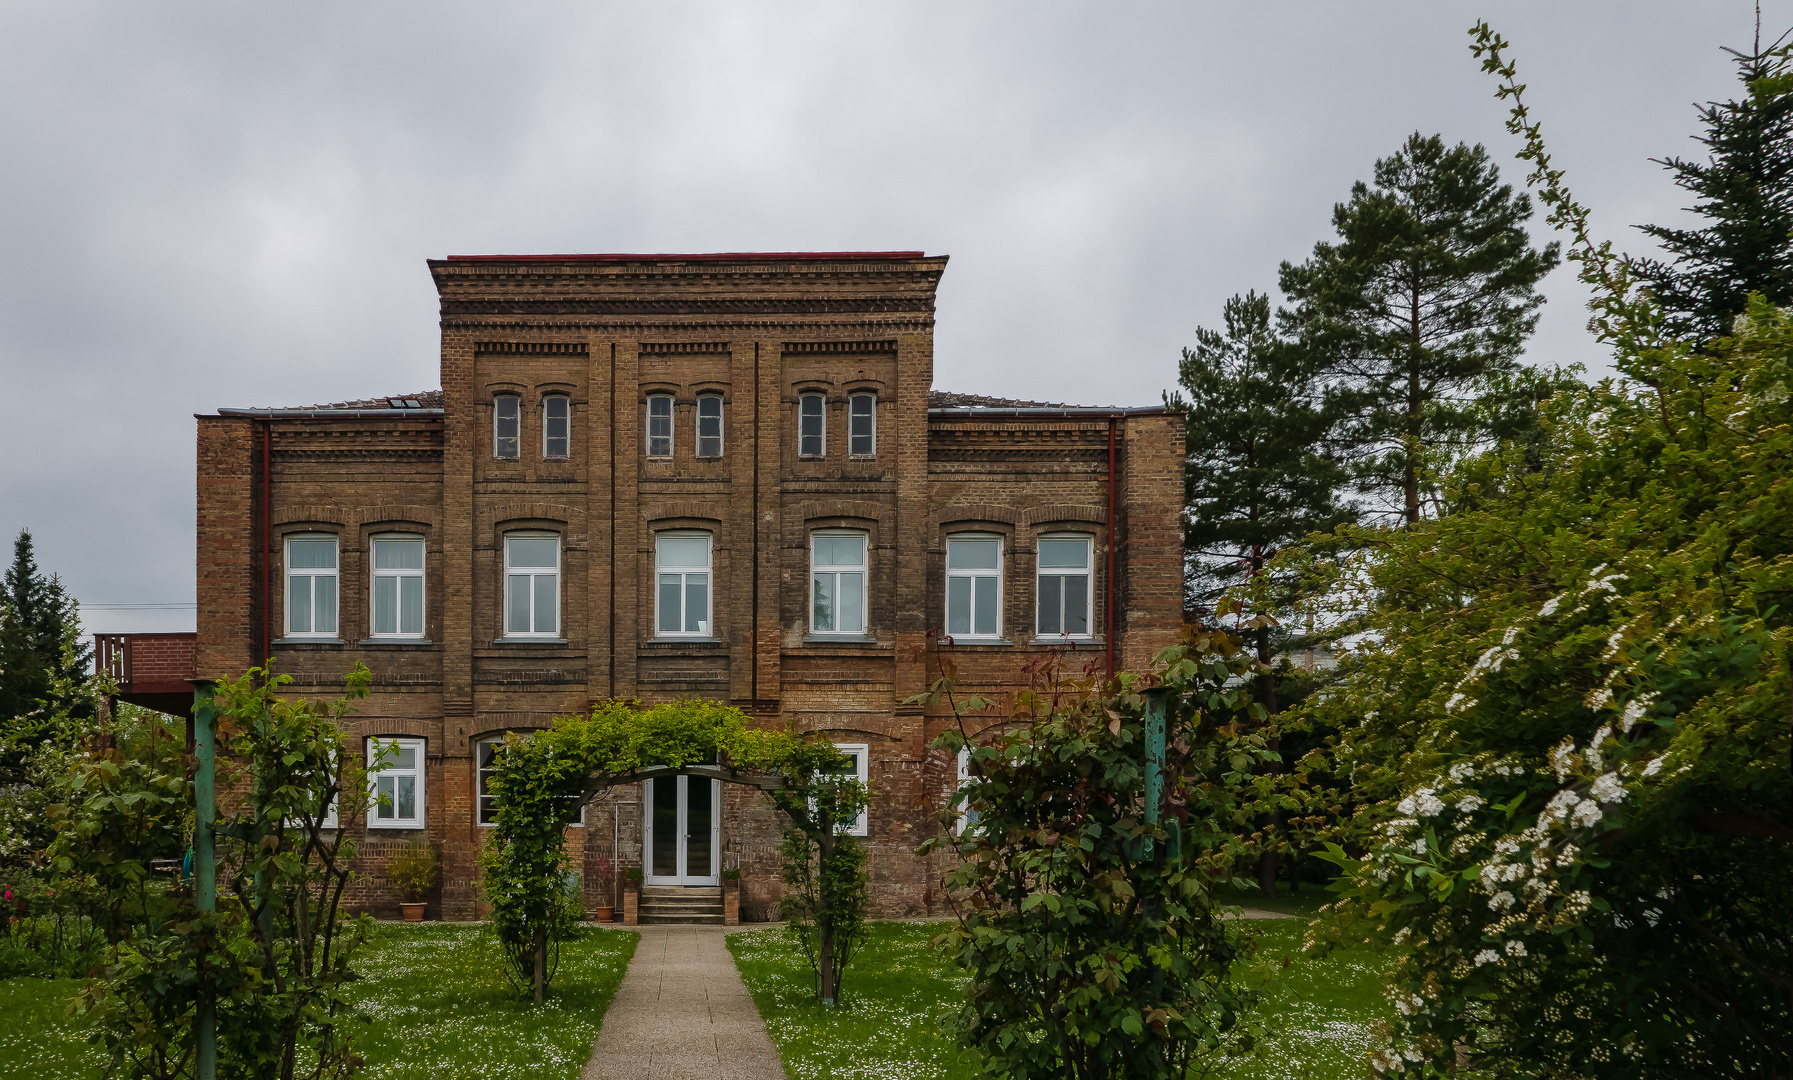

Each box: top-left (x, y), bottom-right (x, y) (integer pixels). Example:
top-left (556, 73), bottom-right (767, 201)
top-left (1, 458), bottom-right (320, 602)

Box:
top-left (103, 251), bottom-right (1183, 922)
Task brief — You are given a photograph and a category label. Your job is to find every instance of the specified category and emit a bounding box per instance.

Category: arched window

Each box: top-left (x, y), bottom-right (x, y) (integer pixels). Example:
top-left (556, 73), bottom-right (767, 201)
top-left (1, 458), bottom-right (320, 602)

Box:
top-left (543, 395), bottom-right (570, 459)
top-left (494, 394), bottom-right (520, 459)
top-left (798, 392), bottom-right (825, 457)
top-left (655, 532), bottom-right (712, 637)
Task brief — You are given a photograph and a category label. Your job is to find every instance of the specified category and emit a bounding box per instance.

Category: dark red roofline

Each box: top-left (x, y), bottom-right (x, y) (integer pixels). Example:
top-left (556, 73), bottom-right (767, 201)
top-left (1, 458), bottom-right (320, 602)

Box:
top-left (434, 251), bottom-right (930, 264)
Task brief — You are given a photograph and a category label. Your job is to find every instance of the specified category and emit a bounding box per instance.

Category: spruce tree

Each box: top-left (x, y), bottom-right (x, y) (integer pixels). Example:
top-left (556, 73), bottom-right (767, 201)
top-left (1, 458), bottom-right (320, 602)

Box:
top-left (0, 529), bottom-right (91, 735)
top-left (1279, 133), bottom-right (1561, 525)
top-left (1633, 33), bottom-right (1793, 343)
top-left (1167, 290), bottom-right (1349, 895)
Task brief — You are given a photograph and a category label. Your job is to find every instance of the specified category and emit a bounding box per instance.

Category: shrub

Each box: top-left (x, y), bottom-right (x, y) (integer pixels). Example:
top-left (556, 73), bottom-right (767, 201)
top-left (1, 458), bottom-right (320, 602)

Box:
top-left (386, 837), bottom-right (440, 902)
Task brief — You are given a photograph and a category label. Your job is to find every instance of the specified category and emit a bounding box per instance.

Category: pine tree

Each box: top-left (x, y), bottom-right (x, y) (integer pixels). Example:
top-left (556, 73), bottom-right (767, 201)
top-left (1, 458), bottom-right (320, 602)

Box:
top-left (1633, 32), bottom-right (1793, 343)
top-left (0, 529), bottom-right (92, 734)
top-left (1167, 290), bottom-right (1350, 896)
top-left (1279, 133), bottom-right (1561, 525)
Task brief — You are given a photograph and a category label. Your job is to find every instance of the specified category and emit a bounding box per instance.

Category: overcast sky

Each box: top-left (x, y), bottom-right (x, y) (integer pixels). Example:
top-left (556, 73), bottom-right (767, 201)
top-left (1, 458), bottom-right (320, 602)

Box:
top-left (0, 1), bottom-right (1776, 635)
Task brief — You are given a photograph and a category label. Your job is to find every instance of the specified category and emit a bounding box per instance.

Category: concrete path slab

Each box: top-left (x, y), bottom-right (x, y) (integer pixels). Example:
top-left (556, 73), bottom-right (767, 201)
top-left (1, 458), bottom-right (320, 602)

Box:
top-left (582, 924), bottom-right (785, 1080)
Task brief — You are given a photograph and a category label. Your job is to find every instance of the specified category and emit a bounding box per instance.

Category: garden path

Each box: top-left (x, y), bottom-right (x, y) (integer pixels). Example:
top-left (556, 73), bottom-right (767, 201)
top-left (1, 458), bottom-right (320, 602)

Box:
top-left (581, 924), bottom-right (784, 1080)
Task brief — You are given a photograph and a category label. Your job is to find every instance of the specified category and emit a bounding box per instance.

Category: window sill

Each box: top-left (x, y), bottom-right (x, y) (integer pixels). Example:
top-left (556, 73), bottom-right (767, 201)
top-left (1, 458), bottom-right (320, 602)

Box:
top-left (641, 639), bottom-right (725, 649)
top-left (936, 638), bottom-right (1013, 647)
top-left (802, 634), bottom-right (878, 644)
top-left (491, 637), bottom-right (569, 645)
top-left (356, 638), bottom-right (434, 647)
top-left (365, 821), bottom-right (427, 831)
top-left (1029, 636), bottom-right (1103, 647)
top-left (273, 637), bottom-right (344, 647)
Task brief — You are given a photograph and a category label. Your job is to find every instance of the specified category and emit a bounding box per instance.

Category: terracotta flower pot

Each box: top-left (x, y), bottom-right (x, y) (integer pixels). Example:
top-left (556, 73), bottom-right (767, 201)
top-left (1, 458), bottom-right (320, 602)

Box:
top-left (592, 905), bottom-right (614, 923)
top-left (399, 902), bottom-right (426, 922)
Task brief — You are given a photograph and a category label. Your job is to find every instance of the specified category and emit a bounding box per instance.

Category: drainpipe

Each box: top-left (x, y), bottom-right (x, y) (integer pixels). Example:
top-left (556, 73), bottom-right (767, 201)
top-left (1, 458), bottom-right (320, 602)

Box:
top-left (262, 420), bottom-right (272, 670)
top-left (1106, 416), bottom-right (1117, 681)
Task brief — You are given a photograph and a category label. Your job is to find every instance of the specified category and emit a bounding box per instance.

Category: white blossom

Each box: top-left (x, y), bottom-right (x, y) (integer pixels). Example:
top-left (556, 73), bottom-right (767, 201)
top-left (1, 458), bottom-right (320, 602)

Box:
top-left (1556, 843), bottom-right (1580, 866)
top-left (1396, 795), bottom-right (1417, 815)
top-left (1488, 891), bottom-right (1515, 911)
top-left (1474, 949), bottom-right (1500, 966)
top-left (1601, 624), bottom-right (1630, 660)
top-left (1590, 772), bottom-right (1626, 804)
top-left (1572, 800), bottom-right (1605, 828)
top-left (1584, 686), bottom-right (1614, 710)
top-left (1539, 594), bottom-right (1565, 617)
top-left (1449, 762), bottom-right (1476, 783)
top-left (1501, 626), bottom-right (1520, 646)
top-left (1619, 695), bottom-right (1652, 733)
top-left (1493, 837), bottom-right (1521, 857)
top-left (1445, 693), bottom-right (1473, 713)
top-left (1456, 794), bottom-right (1485, 813)
top-left (1586, 724), bottom-right (1613, 771)
top-left (1415, 789), bottom-right (1445, 816)
top-left (1411, 837), bottom-right (1428, 855)
top-left (1504, 940), bottom-right (1527, 958)
top-left (1550, 741), bottom-right (1580, 780)
top-left (1642, 757), bottom-right (1665, 777)
top-left (1542, 788), bottom-right (1581, 823)
top-left (1392, 926), bottom-right (1411, 944)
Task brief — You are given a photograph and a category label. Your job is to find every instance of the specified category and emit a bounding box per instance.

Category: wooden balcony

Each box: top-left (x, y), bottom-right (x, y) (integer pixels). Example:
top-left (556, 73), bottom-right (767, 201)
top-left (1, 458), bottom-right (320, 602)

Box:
top-left (95, 633), bottom-right (197, 715)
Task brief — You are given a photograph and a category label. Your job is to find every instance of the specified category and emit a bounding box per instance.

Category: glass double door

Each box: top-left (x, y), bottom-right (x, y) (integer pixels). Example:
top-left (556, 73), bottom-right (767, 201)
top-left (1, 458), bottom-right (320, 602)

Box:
top-left (644, 775), bottom-right (720, 886)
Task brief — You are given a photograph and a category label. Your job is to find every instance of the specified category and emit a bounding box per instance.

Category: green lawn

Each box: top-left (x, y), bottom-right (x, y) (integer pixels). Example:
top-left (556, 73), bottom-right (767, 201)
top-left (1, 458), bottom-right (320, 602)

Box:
top-left (728, 917), bottom-right (1388, 1080)
top-left (0, 923), bottom-right (639, 1080)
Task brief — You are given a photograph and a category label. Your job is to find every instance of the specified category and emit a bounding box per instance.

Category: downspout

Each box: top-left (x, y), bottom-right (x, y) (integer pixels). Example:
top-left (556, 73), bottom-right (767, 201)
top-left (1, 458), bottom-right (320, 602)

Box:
top-left (1106, 416), bottom-right (1117, 681)
top-left (751, 342), bottom-right (760, 707)
top-left (608, 343), bottom-right (617, 698)
top-left (262, 419), bottom-right (272, 673)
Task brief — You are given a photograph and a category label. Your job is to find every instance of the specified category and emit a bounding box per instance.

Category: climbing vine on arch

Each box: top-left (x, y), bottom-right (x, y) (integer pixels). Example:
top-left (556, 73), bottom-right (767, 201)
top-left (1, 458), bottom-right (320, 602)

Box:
top-left (482, 698), bottom-right (864, 1003)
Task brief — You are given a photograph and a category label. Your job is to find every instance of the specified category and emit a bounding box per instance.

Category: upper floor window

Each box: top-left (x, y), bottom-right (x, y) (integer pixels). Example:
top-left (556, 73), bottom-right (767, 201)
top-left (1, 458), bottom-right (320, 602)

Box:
top-left (849, 393), bottom-right (876, 456)
top-left (543, 395), bottom-right (570, 459)
top-left (370, 534), bottom-right (425, 639)
top-left (1037, 534), bottom-right (1093, 638)
top-left (696, 394), bottom-right (724, 458)
top-left (494, 394), bottom-right (520, 459)
top-left (367, 736), bottom-right (425, 829)
top-left (655, 532), bottom-right (712, 637)
top-left (646, 394), bottom-right (673, 458)
top-left (285, 534), bottom-right (338, 638)
top-left (503, 533), bottom-right (560, 638)
top-left (810, 531), bottom-right (866, 636)
top-left (946, 534), bottom-right (1002, 639)
top-left (798, 393), bottom-right (825, 458)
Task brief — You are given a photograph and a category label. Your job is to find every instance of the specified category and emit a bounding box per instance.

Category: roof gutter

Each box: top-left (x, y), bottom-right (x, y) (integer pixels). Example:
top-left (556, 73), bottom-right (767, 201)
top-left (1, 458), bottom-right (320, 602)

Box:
top-left (927, 406), bottom-right (1168, 419)
top-left (214, 408), bottom-right (445, 418)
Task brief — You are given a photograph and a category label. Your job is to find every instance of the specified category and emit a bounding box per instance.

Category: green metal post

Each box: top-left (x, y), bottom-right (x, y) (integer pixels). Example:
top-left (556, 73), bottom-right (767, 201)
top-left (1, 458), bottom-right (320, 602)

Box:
top-left (192, 682), bottom-right (217, 1080)
top-left (1142, 688), bottom-right (1166, 856)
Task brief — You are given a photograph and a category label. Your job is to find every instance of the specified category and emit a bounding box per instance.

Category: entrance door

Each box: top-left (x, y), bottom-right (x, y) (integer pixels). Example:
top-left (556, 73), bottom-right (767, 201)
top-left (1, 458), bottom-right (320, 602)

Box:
top-left (643, 775), bottom-right (720, 885)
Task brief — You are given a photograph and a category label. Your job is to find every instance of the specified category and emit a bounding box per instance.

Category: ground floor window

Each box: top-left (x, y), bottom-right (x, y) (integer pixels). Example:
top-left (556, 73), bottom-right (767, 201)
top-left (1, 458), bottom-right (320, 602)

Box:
top-left (367, 737), bottom-right (425, 828)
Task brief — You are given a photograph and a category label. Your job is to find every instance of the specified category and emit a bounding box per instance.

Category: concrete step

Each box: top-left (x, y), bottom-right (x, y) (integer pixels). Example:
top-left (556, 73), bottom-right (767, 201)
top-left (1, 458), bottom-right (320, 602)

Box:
top-left (640, 886), bottom-right (722, 898)
top-left (638, 912), bottom-right (726, 925)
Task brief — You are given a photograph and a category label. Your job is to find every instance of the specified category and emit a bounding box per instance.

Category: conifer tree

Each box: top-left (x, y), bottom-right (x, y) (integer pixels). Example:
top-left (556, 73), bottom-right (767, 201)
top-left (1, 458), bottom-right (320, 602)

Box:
top-left (1280, 133), bottom-right (1561, 525)
top-left (1168, 290), bottom-right (1349, 895)
top-left (1633, 31), bottom-right (1793, 343)
top-left (0, 529), bottom-right (92, 737)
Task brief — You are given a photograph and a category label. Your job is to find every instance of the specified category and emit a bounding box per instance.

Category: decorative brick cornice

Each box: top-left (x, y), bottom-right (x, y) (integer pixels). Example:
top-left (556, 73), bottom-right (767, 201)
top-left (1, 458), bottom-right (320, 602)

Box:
top-left (782, 339), bottom-right (899, 355)
top-left (474, 341), bottom-right (590, 355)
top-left (638, 341), bottom-right (730, 355)
top-left (440, 318), bottom-right (934, 333)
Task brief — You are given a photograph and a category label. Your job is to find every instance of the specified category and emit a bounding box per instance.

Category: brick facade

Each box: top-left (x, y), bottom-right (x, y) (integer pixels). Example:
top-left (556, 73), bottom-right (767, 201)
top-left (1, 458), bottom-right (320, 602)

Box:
top-left (191, 252), bottom-right (1184, 920)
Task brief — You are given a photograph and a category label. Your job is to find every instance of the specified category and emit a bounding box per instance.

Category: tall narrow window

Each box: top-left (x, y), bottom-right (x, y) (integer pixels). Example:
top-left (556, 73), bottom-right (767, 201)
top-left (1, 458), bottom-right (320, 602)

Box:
top-left (285, 534), bottom-right (338, 638)
top-left (1036, 534), bottom-right (1093, 638)
top-left (955, 746), bottom-right (981, 836)
top-left (798, 393), bottom-right (825, 457)
top-left (696, 394), bottom-right (724, 458)
top-left (494, 394), bottom-right (520, 459)
top-left (503, 533), bottom-right (560, 637)
top-left (371, 535), bottom-right (425, 638)
top-left (849, 393), bottom-right (876, 456)
top-left (646, 394), bottom-right (673, 457)
top-left (543, 395), bottom-right (570, 459)
top-left (809, 742), bottom-right (869, 836)
top-left (946, 534), bottom-right (1002, 639)
top-left (477, 736), bottom-right (583, 826)
top-left (810, 531), bottom-right (867, 636)
top-left (655, 532), bottom-right (712, 637)
top-left (366, 736), bottom-right (425, 829)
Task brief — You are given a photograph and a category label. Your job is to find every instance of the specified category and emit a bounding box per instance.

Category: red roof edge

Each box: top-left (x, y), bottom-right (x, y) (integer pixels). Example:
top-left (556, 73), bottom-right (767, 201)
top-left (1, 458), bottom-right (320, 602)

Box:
top-left (435, 251), bottom-right (930, 264)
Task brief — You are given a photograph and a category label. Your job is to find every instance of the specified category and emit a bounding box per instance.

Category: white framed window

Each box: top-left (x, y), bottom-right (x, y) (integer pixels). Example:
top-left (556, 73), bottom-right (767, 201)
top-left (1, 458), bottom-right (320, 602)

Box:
top-left (823, 742), bottom-right (869, 836)
top-left (494, 394), bottom-right (520, 459)
top-left (543, 395), bottom-right (570, 459)
top-left (955, 746), bottom-right (982, 836)
top-left (655, 532), bottom-right (712, 637)
top-left (946, 534), bottom-right (1003, 639)
top-left (284, 534), bottom-right (339, 638)
top-left (810, 531), bottom-right (867, 636)
top-left (477, 735), bottom-right (583, 827)
top-left (848, 392), bottom-right (876, 456)
top-left (696, 394), bottom-right (724, 458)
top-left (366, 736), bottom-right (425, 829)
top-left (1036, 534), bottom-right (1094, 638)
top-left (503, 533), bottom-right (561, 638)
top-left (646, 394), bottom-right (673, 457)
top-left (370, 534), bottom-right (425, 638)
top-left (798, 392), bottom-right (825, 457)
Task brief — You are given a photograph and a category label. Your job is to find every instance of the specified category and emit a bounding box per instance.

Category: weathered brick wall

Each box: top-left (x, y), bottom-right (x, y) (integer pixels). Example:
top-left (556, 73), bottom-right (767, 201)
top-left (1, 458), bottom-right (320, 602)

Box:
top-left (194, 254), bottom-right (1186, 921)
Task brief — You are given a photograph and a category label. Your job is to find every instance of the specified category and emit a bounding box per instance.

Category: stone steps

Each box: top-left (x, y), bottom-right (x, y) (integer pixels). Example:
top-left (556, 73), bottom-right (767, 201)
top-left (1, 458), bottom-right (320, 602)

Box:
top-left (639, 885), bottom-right (724, 925)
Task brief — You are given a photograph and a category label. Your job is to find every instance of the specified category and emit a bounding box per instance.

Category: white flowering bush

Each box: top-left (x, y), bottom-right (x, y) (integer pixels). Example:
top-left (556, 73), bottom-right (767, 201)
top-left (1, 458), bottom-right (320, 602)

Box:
top-left (1290, 28), bottom-right (1793, 1079)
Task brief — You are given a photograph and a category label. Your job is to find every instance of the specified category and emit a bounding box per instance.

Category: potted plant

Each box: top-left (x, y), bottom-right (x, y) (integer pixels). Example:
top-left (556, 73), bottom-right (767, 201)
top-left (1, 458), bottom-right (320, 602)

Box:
top-left (588, 855), bottom-right (615, 923)
top-left (387, 837), bottom-right (439, 922)
top-left (622, 866), bottom-right (642, 925)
